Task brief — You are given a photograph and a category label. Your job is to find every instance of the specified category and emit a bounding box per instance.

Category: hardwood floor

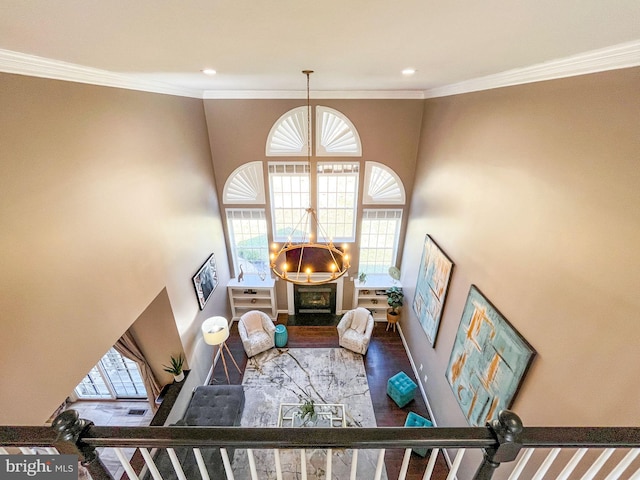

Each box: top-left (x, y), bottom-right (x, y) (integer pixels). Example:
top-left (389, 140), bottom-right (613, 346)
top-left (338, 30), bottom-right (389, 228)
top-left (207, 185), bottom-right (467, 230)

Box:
top-left (211, 320), bottom-right (450, 480)
top-left (62, 400), bottom-right (154, 480)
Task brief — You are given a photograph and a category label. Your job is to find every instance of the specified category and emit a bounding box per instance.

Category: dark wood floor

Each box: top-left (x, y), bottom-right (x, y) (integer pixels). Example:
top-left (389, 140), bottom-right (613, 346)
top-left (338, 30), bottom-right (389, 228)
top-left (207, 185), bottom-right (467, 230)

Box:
top-left (211, 319), bottom-right (450, 480)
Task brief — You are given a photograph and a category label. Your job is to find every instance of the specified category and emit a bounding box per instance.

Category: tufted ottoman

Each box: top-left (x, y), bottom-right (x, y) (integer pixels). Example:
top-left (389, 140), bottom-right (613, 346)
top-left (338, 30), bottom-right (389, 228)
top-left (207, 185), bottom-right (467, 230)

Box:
top-left (182, 385), bottom-right (245, 426)
top-left (404, 411), bottom-right (433, 456)
top-left (387, 371), bottom-right (417, 408)
top-left (147, 385), bottom-right (245, 480)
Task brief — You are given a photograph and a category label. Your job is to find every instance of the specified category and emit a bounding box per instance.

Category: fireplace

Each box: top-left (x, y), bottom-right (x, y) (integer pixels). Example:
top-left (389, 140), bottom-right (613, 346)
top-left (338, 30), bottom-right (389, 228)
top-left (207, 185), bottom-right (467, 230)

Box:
top-left (294, 284), bottom-right (337, 314)
top-left (286, 275), bottom-right (344, 315)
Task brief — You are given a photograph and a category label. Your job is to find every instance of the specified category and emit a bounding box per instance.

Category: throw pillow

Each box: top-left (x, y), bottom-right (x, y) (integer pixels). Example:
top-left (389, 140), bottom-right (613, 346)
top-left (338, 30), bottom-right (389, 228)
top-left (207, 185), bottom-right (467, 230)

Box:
top-left (242, 312), bottom-right (264, 335)
top-left (351, 307), bottom-right (370, 334)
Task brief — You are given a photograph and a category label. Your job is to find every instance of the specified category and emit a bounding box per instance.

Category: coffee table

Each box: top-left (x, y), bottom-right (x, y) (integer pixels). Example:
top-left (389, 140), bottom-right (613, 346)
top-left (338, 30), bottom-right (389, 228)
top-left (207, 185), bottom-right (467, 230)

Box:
top-left (277, 402), bottom-right (346, 428)
top-left (276, 402), bottom-right (346, 479)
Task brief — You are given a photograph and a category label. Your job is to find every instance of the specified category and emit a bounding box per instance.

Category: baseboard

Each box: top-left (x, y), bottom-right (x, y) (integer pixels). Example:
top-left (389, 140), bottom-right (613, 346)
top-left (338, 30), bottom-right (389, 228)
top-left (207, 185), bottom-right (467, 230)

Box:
top-left (396, 324), bottom-right (436, 423)
top-left (397, 324), bottom-right (456, 473)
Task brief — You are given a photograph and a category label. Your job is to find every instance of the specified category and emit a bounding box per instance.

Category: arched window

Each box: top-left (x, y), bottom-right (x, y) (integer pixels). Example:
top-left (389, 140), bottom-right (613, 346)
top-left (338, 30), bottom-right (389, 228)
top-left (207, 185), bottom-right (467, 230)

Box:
top-left (222, 161), bottom-right (266, 204)
top-left (266, 106), bottom-right (362, 157)
top-left (316, 106), bottom-right (362, 156)
top-left (359, 163), bottom-right (406, 273)
top-left (225, 112), bottom-right (407, 280)
top-left (363, 161), bottom-right (406, 204)
top-left (265, 107), bottom-right (309, 156)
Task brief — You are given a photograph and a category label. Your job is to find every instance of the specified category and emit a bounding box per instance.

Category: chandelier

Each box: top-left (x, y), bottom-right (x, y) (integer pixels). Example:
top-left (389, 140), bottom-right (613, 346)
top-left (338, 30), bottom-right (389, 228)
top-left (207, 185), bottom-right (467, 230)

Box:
top-left (270, 207), bottom-right (350, 285)
top-left (269, 71), bottom-right (350, 285)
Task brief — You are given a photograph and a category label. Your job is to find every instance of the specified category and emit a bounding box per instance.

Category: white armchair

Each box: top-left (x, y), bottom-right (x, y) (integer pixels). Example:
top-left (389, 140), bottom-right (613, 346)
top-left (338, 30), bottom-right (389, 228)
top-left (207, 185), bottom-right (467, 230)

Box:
top-left (337, 307), bottom-right (374, 355)
top-left (238, 310), bottom-right (276, 357)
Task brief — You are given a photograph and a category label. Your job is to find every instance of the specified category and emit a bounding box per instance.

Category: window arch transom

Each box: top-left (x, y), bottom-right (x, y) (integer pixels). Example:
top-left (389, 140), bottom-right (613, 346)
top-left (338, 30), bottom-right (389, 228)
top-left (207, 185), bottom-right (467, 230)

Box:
top-left (265, 106), bottom-right (309, 156)
top-left (266, 106), bottom-right (362, 157)
top-left (363, 161), bottom-right (406, 204)
top-left (223, 161), bottom-right (266, 204)
top-left (316, 106), bottom-right (362, 156)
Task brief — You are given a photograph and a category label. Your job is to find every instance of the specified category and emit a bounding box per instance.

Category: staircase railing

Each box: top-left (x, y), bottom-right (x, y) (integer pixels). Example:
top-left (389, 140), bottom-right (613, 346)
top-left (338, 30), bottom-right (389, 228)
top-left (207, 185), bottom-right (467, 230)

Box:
top-left (2, 410), bottom-right (639, 480)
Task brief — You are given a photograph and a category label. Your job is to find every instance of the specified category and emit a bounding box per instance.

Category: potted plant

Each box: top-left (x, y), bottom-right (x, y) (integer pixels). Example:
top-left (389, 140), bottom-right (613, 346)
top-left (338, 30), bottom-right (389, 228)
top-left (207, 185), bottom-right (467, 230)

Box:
top-left (163, 354), bottom-right (185, 382)
top-left (297, 391), bottom-right (317, 426)
top-left (386, 286), bottom-right (404, 324)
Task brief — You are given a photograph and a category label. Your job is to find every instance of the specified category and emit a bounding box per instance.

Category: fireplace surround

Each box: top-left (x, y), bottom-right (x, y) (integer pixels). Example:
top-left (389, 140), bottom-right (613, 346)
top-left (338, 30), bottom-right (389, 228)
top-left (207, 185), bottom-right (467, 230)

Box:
top-left (294, 283), bottom-right (337, 314)
top-left (286, 275), bottom-right (344, 315)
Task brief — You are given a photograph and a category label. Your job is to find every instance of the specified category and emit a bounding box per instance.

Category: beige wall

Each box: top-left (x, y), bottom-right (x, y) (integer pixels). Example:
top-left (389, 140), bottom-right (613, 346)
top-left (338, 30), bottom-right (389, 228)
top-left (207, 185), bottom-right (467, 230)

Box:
top-left (0, 74), bottom-right (230, 424)
top-left (401, 67), bottom-right (640, 477)
top-left (129, 289), bottom-right (186, 386)
top-left (3, 64), bottom-right (637, 464)
top-left (203, 99), bottom-right (423, 309)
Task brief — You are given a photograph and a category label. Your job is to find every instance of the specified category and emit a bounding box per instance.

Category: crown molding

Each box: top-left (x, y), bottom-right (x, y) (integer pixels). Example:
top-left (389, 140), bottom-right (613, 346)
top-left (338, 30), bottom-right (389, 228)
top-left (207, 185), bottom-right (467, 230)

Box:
top-left (202, 90), bottom-right (425, 99)
top-left (424, 40), bottom-right (640, 98)
top-left (0, 49), bottom-right (202, 98)
top-left (2, 40), bottom-right (638, 100)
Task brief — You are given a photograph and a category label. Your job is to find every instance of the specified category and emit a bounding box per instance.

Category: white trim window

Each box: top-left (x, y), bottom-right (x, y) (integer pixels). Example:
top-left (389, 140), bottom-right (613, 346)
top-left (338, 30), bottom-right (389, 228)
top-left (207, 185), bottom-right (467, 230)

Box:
top-left (358, 209), bottom-right (403, 274)
top-left (317, 162), bottom-right (359, 242)
top-left (226, 209), bottom-right (270, 276)
top-left (268, 162), bottom-right (311, 242)
top-left (74, 349), bottom-right (147, 400)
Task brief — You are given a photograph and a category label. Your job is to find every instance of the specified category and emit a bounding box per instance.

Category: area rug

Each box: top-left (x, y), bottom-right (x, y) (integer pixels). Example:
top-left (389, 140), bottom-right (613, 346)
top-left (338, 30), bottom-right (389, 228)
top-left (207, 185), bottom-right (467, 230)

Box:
top-left (232, 348), bottom-right (387, 480)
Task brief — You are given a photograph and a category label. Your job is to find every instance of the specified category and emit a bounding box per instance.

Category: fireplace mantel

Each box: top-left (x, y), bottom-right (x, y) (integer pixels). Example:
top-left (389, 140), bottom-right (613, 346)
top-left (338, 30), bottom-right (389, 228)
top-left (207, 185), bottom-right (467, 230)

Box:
top-left (286, 275), bottom-right (345, 315)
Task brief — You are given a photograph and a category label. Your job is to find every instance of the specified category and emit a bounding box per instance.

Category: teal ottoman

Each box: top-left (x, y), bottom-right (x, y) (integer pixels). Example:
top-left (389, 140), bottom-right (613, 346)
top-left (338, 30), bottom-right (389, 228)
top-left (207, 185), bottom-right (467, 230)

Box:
top-left (274, 324), bottom-right (288, 347)
top-left (387, 371), bottom-right (417, 408)
top-left (404, 412), bottom-right (433, 457)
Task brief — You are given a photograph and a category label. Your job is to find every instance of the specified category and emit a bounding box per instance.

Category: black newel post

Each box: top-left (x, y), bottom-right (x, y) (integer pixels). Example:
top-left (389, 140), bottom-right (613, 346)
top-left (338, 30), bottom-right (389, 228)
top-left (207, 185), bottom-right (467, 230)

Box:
top-left (472, 410), bottom-right (524, 480)
top-left (52, 409), bottom-right (113, 480)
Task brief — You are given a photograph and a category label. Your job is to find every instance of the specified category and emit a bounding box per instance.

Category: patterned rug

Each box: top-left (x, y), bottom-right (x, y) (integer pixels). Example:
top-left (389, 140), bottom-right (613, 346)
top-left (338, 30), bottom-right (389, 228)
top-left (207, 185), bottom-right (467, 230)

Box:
top-left (232, 348), bottom-right (387, 479)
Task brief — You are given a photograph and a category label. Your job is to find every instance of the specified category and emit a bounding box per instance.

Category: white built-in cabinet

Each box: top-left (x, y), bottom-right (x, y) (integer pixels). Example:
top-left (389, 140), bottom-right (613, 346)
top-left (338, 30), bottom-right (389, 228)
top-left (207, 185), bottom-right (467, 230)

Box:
top-left (227, 276), bottom-right (276, 320)
top-left (353, 275), bottom-right (402, 321)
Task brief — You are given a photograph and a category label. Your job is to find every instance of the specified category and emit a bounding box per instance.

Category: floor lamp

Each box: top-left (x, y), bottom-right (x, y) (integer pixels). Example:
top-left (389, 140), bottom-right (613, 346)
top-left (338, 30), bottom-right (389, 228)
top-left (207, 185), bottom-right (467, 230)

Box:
top-left (202, 316), bottom-right (241, 384)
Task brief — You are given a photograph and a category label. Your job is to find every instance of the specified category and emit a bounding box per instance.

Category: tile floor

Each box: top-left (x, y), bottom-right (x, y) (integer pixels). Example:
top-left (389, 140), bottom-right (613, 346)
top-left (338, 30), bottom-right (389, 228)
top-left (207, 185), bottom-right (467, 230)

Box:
top-left (64, 400), bottom-right (154, 480)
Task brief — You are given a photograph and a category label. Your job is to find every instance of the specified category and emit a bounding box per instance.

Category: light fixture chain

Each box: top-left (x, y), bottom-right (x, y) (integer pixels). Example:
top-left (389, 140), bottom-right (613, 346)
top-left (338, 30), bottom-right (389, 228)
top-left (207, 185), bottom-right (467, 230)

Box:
top-left (268, 71), bottom-right (350, 286)
top-left (304, 70), bottom-right (313, 161)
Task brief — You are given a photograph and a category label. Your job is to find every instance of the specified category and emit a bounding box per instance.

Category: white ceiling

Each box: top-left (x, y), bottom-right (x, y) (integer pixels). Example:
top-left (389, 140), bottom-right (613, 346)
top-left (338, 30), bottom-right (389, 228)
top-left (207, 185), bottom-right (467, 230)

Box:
top-left (1, 0), bottom-right (639, 98)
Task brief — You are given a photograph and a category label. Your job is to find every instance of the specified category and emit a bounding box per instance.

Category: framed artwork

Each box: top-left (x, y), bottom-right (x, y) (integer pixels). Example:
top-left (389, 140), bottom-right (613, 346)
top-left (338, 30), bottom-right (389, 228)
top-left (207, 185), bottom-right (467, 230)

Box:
top-left (413, 235), bottom-right (454, 347)
top-left (193, 253), bottom-right (218, 310)
top-left (445, 285), bottom-right (536, 426)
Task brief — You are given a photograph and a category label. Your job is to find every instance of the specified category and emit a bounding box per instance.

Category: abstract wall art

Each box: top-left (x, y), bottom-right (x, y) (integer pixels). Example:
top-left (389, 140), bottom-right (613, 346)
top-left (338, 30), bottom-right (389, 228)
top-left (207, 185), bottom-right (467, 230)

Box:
top-left (193, 253), bottom-right (218, 310)
top-left (413, 235), bottom-right (454, 347)
top-left (445, 285), bottom-right (536, 426)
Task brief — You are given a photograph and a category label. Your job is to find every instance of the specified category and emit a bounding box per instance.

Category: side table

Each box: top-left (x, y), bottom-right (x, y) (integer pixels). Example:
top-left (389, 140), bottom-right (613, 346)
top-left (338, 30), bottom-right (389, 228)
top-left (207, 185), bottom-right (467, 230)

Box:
top-left (275, 324), bottom-right (288, 347)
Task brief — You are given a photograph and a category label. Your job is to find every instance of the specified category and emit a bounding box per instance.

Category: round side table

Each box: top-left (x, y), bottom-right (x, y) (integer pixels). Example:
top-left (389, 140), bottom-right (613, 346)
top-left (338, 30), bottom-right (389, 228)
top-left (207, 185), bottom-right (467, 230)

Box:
top-left (274, 324), bottom-right (288, 347)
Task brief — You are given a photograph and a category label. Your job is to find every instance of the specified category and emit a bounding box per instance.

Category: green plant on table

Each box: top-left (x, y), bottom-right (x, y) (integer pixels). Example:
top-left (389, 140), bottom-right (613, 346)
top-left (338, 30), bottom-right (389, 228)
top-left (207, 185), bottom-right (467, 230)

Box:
top-left (298, 391), bottom-right (317, 424)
